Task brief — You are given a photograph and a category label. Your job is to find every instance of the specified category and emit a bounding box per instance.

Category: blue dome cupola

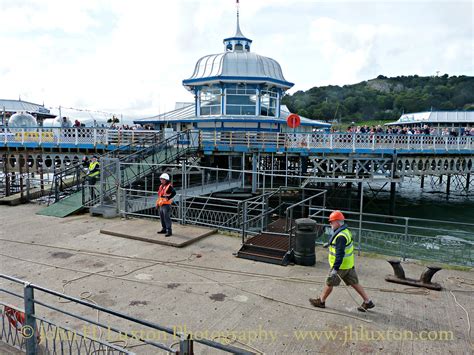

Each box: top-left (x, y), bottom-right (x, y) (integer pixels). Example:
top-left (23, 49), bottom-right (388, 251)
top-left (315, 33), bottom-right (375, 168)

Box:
top-left (223, 2), bottom-right (252, 52)
top-left (135, 1), bottom-right (331, 133)
top-left (182, 0), bottom-right (294, 122)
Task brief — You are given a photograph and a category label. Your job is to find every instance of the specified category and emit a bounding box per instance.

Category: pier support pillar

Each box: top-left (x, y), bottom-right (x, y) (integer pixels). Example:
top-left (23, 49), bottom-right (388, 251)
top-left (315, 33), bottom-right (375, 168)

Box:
top-left (3, 154), bottom-right (11, 196)
top-left (446, 174), bottom-right (451, 199)
top-left (466, 173), bottom-right (470, 192)
top-left (389, 182), bottom-right (396, 216)
top-left (420, 175), bottom-right (425, 189)
top-left (252, 153), bottom-right (258, 194)
top-left (301, 157), bottom-right (308, 174)
top-left (357, 182), bottom-right (363, 203)
top-left (347, 182), bottom-right (353, 210)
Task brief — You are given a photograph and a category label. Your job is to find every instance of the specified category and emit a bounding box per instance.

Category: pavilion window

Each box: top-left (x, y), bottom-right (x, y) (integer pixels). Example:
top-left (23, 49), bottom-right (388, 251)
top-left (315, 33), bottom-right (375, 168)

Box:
top-left (225, 84), bottom-right (257, 116)
top-left (260, 89), bottom-right (278, 117)
top-left (199, 87), bottom-right (222, 116)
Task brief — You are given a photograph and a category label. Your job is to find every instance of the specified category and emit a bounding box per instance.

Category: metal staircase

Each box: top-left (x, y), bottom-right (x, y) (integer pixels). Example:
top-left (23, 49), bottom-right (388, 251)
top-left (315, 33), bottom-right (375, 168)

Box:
top-left (86, 131), bottom-right (199, 217)
top-left (37, 131), bottom-right (196, 217)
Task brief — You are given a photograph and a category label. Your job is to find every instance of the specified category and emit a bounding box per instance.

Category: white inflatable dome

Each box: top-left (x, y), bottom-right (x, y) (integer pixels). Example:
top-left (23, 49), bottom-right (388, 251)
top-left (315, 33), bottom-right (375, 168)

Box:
top-left (8, 112), bottom-right (37, 131)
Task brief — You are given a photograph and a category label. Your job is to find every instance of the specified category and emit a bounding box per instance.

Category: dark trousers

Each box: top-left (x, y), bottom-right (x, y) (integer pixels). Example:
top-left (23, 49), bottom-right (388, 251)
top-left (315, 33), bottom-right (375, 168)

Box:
top-left (159, 204), bottom-right (172, 232)
top-left (85, 176), bottom-right (98, 200)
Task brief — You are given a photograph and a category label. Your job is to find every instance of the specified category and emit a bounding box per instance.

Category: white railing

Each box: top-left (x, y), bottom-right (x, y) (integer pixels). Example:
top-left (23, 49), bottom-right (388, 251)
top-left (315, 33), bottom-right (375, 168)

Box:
top-left (200, 131), bottom-right (474, 152)
top-left (0, 127), bottom-right (161, 147)
top-left (0, 128), bottom-right (473, 152)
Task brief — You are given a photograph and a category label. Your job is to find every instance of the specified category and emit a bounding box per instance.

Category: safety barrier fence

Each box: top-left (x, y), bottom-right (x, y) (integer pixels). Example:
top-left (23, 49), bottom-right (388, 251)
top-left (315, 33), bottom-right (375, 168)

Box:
top-left (116, 172), bottom-right (473, 267)
top-left (285, 190), bottom-right (327, 250)
top-left (118, 190), bottom-right (262, 233)
top-left (308, 207), bottom-right (474, 267)
top-left (0, 274), bottom-right (252, 354)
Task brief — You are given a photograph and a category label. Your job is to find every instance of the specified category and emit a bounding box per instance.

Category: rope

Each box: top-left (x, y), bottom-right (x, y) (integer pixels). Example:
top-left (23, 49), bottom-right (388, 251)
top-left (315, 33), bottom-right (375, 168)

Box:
top-left (449, 290), bottom-right (472, 343)
top-left (0, 238), bottom-right (441, 293)
top-left (171, 265), bottom-right (374, 324)
top-left (335, 273), bottom-right (367, 311)
top-left (213, 334), bottom-right (264, 354)
top-left (446, 276), bottom-right (474, 288)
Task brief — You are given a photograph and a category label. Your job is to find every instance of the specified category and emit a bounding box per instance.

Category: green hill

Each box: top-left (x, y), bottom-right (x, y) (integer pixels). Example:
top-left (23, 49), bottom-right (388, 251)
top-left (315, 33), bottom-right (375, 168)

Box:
top-left (282, 74), bottom-right (474, 123)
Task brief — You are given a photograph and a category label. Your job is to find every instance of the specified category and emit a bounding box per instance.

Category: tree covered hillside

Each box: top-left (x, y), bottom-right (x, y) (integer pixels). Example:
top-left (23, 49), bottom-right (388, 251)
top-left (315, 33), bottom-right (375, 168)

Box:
top-left (282, 75), bottom-right (474, 123)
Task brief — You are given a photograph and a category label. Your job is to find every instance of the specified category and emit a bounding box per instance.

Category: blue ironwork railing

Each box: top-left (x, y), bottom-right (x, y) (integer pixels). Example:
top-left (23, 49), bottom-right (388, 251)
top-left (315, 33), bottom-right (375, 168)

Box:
top-left (1, 128), bottom-right (473, 153)
top-left (200, 131), bottom-right (474, 153)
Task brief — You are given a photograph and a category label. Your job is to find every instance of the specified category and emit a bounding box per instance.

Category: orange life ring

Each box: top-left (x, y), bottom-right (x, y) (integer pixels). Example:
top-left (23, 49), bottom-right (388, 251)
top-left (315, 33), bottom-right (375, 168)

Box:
top-left (4, 306), bottom-right (25, 330)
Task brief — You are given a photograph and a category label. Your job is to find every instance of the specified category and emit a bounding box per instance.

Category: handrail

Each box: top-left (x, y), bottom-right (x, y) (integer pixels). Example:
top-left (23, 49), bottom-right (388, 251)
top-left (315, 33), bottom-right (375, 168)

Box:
top-left (47, 131), bottom-right (162, 204)
top-left (83, 130), bottom-right (198, 207)
top-left (0, 273), bottom-right (253, 354)
top-left (2, 128), bottom-right (473, 153)
top-left (200, 131), bottom-right (474, 152)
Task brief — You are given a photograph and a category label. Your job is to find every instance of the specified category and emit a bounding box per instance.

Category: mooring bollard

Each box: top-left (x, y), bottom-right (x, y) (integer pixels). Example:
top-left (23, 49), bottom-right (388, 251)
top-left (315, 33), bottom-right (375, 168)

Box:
top-left (385, 259), bottom-right (442, 291)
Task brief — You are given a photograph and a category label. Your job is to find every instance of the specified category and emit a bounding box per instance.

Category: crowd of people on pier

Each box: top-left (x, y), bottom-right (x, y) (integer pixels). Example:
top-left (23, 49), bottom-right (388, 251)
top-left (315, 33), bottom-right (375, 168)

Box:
top-left (332, 124), bottom-right (474, 136)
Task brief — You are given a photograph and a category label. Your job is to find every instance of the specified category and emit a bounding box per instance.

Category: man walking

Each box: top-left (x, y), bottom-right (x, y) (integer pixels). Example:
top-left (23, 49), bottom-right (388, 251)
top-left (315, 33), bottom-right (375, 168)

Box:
top-left (309, 210), bottom-right (375, 312)
top-left (156, 173), bottom-right (176, 237)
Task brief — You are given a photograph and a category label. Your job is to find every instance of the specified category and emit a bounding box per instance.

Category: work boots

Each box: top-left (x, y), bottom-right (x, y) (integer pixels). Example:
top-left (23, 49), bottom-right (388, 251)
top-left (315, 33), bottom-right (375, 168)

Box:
top-left (309, 298), bottom-right (325, 308)
top-left (357, 300), bottom-right (375, 312)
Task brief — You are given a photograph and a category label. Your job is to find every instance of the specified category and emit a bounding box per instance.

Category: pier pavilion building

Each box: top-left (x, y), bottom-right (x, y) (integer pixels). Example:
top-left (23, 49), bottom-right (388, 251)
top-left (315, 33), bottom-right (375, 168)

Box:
top-left (135, 11), bottom-right (330, 133)
top-left (385, 111), bottom-right (474, 134)
top-left (0, 99), bottom-right (55, 125)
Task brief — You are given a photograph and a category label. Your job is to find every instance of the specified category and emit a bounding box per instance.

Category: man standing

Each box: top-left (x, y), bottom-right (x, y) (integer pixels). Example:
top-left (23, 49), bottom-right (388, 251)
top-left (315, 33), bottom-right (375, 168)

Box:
top-left (309, 210), bottom-right (375, 312)
top-left (86, 156), bottom-right (100, 200)
top-left (156, 173), bottom-right (176, 237)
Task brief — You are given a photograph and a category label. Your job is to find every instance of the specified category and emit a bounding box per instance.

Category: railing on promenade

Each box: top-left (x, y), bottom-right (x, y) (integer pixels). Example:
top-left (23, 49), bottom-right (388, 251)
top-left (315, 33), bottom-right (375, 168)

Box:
top-left (0, 274), bottom-right (252, 355)
top-left (200, 131), bottom-right (474, 152)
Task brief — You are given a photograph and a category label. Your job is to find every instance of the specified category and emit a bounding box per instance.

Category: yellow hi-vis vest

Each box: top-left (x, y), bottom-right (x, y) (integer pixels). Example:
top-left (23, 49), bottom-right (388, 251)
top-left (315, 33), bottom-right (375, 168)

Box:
top-left (328, 228), bottom-right (354, 270)
top-left (88, 161), bottom-right (100, 178)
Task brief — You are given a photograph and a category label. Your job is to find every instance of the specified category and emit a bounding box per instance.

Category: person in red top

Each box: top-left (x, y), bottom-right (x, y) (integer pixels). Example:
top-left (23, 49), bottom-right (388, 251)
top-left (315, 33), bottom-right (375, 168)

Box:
top-left (156, 173), bottom-right (176, 237)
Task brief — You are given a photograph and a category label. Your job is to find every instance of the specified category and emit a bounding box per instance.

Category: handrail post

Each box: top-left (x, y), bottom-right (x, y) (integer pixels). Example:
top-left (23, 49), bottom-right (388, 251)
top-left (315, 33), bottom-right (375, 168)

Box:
top-left (180, 194), bottom-right (185, 224)
top-left (241, 201), bottom-right (247, 244)
top-left (402, 218), bottom-right (409, 261)
top-left (24, 283), bottom-right (37, 355)
top-left (54, 175), bottom-right (59, 202)
top-left (179, 334), bottom-right (194, 355)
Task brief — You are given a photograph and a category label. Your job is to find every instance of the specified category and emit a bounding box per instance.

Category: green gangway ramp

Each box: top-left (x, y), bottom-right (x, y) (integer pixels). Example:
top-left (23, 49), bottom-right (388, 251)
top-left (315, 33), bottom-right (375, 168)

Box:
top-left (36, 191), bottom-right (84, 217)
top-left (36, 146), bottom-right (186, 218)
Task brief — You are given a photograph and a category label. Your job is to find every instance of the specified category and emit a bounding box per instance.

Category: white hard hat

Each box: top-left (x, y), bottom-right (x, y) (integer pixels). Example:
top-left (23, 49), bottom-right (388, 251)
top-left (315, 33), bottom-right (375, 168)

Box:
top-left (160, 173), bottom-right (170, 180)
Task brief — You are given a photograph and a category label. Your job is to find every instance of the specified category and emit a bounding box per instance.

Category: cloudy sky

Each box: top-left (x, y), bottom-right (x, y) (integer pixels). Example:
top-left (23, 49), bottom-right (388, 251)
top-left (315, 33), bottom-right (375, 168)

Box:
top-left (0, 0), bottom-right (472, 121)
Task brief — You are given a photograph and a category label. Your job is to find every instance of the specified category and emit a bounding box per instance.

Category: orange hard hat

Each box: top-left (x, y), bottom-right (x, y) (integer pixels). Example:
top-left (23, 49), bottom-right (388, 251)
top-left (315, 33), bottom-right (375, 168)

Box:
top-left (328, 210), bottom-right (345, 222)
